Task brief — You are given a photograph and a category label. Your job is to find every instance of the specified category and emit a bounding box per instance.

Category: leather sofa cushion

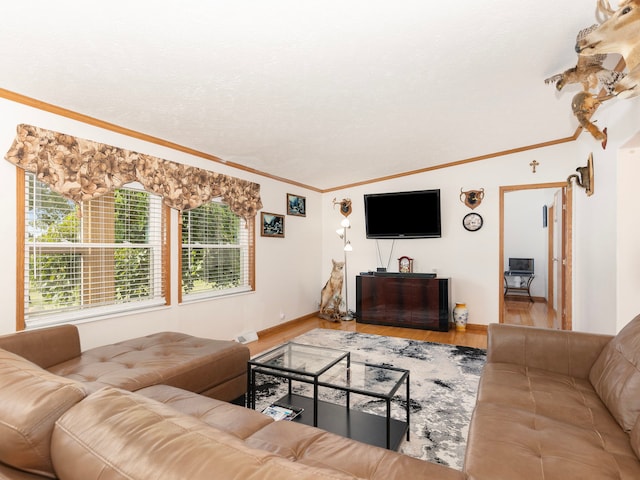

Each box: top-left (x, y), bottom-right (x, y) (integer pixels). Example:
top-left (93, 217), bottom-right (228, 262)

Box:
top-left (589, 314), bottom-right (640, 432)
top-left (136, 384), bottom-right (274, 439)
top-left (48, 332), bottom-right (249, 400)
top-left (0, 462), bottom-right (52, 480)
top-left (245, 419), bottom-right (464, 480)
top-left (467, 361), bottom-right (640, 479)
top-left (0, 348), bottom-right (87, 478)
top-left (486, 323), bottom-right (612, 380)
top-left (51, 388), bottom-right (360, 480)
top-left (465, 402), bottom-right (640, 480)
top-left (477, 363), bottom-right (618, 431)
top-left (138, 385), bottom-right (463, 480)
top-left (631, 415), bottom-right (640, 459)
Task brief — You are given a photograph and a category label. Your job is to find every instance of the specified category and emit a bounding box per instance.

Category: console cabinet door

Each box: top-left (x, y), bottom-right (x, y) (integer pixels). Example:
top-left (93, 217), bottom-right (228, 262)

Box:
top-left (356, 275), bottom-right (450, 331)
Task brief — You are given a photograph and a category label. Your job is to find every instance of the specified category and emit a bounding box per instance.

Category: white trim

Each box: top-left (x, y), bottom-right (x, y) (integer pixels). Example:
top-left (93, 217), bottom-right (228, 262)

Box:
top-left (25, 298), bottom-right (168, 329)
top-left (181, 286), bottom-right (254, 304)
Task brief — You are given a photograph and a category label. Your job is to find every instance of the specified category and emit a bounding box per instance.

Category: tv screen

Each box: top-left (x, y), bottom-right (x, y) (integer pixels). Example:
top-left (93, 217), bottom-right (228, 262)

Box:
top-left (364, 189), bottom-right (441, 239)
top-left (508, 258), bottom-right (534, 274)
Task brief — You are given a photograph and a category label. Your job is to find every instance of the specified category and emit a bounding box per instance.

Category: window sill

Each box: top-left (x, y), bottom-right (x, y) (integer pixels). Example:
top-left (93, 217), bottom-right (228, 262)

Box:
top-left (25, 299), bottom-right (169, 330)
top-left (180, 287), bottom-right (255, 305)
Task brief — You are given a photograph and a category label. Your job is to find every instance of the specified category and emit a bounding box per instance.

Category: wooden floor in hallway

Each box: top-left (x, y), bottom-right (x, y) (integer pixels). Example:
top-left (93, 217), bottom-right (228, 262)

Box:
top-left (503, 297), bottom-right (558, 329)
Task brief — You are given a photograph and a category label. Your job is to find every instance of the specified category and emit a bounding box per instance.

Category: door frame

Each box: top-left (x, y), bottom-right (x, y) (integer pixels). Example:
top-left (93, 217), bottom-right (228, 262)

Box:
top-left (499, 182), bottom-right (572, 328)
top-left (547, 203), bottom-right (555, 311)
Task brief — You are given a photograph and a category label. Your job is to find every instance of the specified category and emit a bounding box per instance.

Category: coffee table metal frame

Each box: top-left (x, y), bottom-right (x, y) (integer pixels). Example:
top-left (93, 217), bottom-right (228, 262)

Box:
top-left (247, 341), bottom-right (410, 449)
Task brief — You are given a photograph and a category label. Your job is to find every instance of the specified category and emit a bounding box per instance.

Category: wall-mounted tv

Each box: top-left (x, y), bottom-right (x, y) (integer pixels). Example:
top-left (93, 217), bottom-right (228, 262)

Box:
top-left (364, 189), bottom-right (441, 239)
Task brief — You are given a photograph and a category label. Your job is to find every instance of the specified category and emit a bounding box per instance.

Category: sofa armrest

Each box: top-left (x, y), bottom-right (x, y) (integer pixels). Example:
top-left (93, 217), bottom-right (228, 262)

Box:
top-left (0, 325), bottom-right (81, 369)
top-left (487, 323), bottom-right (613, 379)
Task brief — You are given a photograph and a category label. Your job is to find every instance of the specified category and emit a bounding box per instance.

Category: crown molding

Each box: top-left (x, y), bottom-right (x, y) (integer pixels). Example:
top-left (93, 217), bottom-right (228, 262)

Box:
top-left (1, 88), bottom-right (583, 194)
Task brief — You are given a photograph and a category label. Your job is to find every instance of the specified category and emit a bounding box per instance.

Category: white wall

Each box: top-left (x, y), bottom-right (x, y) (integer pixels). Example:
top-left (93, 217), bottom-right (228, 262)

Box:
top-left (2, 95), bottom-right (639, 346)
top-left (617, 131), bottom-right (640, 331)
top-left (322, 96), bottom-right (640, 334)
top-left (322, 143), bottom-right (579, 328)
top-left (571, 98), bottom-right (640, 334)
top-left (0, 98), bottom-right (323, 349)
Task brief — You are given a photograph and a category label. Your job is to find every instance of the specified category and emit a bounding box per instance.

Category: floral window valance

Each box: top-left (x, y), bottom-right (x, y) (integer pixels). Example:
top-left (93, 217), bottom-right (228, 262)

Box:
top-left (4, 124), bottom-right (262, 221)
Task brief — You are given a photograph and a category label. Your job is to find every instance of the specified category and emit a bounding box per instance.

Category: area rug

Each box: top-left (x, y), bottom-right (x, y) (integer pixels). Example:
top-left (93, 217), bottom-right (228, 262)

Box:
top-left (252, 328), bottom-right (486, 470)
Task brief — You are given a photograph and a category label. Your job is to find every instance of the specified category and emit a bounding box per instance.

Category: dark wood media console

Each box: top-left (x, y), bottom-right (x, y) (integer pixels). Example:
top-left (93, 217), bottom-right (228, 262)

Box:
top-left (355, 274), bottom-right (450, 331)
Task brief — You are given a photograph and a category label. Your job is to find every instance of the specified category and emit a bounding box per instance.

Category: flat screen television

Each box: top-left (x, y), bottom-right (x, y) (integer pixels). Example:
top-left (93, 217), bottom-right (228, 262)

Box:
top-left (364, 189), bottom-right (441, 239)
top-left (508, 258), bottom-right (534, 274)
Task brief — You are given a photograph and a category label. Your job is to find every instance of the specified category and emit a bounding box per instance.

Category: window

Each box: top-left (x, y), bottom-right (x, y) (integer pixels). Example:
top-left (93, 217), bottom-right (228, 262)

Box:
top-left (22, 173), bottom-right (167, 328)
top-left (180, 200), bottom-right (254, 301)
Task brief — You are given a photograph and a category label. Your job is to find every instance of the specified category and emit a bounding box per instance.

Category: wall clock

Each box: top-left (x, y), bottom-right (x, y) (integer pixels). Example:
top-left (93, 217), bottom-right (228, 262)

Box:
top-left (463, 212), bottom-right (483, 232)
top-left (398, 256), bottom-right (414, 273)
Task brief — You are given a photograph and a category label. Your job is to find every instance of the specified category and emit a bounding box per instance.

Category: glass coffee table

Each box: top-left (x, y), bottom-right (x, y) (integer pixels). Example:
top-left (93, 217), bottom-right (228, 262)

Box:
top-left (247, 342), bottom-right (410, 450)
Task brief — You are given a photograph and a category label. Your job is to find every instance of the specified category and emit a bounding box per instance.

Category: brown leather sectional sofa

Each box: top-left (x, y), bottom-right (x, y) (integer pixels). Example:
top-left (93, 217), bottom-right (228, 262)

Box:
top-left (0, 325), bottom-right (249, 402)
top-left (465, 316), bottom-right (640, 479)
top-left (0, 325), bottom-right (458, 480)
top-left (2, 316), bottom-right (640, 479)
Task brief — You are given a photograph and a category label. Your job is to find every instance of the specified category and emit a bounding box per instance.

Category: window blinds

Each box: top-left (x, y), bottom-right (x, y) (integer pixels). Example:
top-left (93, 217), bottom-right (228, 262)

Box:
top-left (181, 201), bottom-right (252, 299)
top-left (24, 174), bottom-right (166, 327)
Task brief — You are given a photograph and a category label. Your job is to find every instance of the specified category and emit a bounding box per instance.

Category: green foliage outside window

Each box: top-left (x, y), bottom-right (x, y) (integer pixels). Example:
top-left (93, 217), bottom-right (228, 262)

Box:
top-left (27, 179), bottom-right (80, 311)
top-left (113, 190), bottom-right (153, 301)
top-left (181, 202), bottom-right (243, 295)
top-left (27, 177), bottom-right (157, 312)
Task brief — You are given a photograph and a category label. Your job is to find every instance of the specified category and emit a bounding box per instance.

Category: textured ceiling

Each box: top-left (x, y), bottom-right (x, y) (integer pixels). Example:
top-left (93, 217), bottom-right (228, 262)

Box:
top-left (0, 1), bottom-right (613, 191)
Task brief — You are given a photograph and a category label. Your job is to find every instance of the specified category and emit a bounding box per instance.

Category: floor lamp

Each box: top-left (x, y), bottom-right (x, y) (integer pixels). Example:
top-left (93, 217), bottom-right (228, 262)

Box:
top-left (333, 197), bottom-right (354, 321)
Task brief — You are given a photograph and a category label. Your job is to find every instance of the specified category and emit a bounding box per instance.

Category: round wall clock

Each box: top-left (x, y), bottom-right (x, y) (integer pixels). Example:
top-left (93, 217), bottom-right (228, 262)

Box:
top-left (398, 256), bottom-right (414, 273)
top-left (463, 212), bottom-right (483, 232)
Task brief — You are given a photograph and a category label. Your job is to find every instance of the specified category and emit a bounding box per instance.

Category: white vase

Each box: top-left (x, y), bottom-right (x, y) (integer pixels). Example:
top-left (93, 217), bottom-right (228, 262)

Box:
top-left (453, 302), bottom-right (469, 332)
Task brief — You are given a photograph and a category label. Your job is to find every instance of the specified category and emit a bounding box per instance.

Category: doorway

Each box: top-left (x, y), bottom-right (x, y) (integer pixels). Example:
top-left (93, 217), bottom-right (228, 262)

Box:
top-left (499, 182), bottom-right (573, 329)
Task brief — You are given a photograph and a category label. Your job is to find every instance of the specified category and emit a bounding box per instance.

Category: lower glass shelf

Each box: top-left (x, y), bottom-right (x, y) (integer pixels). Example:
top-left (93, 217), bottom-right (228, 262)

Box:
top-left (274, 393), bottom-right (408, 451)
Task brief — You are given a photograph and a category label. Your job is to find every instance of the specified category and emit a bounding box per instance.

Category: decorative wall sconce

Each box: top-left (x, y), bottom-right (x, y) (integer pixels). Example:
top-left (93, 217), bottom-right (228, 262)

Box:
top-left (460, 188), bottom-right (485, 209)
top-left (567, 153), bottom-right (594, 196)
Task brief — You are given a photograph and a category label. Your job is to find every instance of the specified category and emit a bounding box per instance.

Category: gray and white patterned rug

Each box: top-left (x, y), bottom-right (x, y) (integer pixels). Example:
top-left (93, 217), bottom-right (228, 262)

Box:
top-left (252, 328), bottom-right (486, 470)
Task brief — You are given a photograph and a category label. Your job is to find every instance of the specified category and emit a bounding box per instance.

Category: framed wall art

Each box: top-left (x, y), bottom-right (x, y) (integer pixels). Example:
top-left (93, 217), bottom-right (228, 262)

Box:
top-left (287, 193), bottom-right (306, 217)
top-left (260, 212), bottom-right (285, 238)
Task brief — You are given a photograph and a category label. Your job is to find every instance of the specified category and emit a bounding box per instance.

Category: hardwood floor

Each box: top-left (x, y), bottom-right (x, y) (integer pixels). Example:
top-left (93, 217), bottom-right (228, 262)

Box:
top-left (503, 297), bottom-right (558, 329)
top-left (247, 316), bottom-right (488, 356)
top-left (248, 298), bottom-right (555, 357)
